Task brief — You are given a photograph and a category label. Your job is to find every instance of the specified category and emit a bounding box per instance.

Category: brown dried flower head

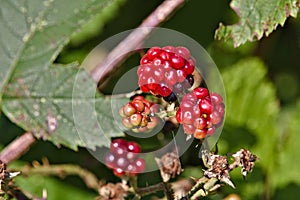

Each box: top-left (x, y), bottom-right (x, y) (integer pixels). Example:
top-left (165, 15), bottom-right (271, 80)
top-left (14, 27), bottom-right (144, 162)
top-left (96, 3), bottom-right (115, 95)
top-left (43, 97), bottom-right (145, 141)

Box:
top-left (231, 148), bottom-right (258, 177)
top-left (155, 152), bottom-right (182, 182)
top-left (202, 150), bottom-right (235, 188)
top-left (98, 183), bottom-right (128, 200)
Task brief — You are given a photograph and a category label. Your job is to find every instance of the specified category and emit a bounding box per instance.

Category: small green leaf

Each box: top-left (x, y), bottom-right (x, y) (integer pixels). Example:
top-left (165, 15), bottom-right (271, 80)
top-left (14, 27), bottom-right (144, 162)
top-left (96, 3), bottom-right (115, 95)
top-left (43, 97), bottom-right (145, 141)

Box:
top-left (222, 58), bottom-right (279, 171)
top-left (2, 64), bottom-right (125, 150)
top-left (215, 0), bottom-right (300, 47)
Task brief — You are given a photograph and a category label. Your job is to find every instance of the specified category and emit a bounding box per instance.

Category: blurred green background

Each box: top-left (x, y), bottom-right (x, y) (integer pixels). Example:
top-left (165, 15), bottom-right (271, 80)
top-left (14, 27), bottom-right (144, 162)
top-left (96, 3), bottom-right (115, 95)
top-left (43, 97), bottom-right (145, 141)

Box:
top-left (1, 0), bottom-right (300, 199)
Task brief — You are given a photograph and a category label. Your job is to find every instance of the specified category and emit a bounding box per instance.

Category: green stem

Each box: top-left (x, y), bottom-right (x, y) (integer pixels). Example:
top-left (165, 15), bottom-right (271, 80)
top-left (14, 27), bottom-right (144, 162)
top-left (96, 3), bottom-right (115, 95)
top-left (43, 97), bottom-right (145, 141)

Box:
top-left (155, 110), bottom-right (177, 119)
top-left (185, 177), bottom-right (209, 199)
top-left (180, 177), bottom-right (220, 200)
top-left (16, 164), bottom-right (100, 192)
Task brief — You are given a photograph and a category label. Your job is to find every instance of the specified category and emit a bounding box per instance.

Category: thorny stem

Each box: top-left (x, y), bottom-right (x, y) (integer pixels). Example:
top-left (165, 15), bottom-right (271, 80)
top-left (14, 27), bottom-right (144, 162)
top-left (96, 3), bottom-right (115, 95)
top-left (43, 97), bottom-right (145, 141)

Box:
top-left (179, 177), bottom-right (219, 200)
top-left (183, 177), bottom-right (209, 199)
top-left (0, 132), bottom-right (36, 164)
top-left (90, 0), bottom-right (186, 85)
top-left (133, 175), bottom-right (174, 200)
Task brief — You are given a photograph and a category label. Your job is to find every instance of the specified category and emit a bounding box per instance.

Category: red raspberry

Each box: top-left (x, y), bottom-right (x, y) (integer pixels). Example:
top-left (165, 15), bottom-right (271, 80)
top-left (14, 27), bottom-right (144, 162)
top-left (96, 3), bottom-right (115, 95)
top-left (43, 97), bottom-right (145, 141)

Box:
top-left (138, 46), bottom-right (196, 97)
top-left (176, 87), bottom-right (225, 139)
top-left (105, 139), bottom-right (145, 177)
top-left (120, 96), bottom-right (160, 133)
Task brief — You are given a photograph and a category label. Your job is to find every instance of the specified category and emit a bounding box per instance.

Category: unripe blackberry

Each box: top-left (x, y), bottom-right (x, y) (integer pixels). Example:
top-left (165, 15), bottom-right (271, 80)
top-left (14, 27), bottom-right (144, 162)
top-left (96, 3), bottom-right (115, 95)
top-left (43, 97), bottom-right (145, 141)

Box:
top-left (120, 96), bottom-right (160, 133)
top-left (176, 87), bottom-right (225, 139)
top-left (105, 139), bottom-right (145, 177)
top-left (138, 46), bottom-right (196, 98)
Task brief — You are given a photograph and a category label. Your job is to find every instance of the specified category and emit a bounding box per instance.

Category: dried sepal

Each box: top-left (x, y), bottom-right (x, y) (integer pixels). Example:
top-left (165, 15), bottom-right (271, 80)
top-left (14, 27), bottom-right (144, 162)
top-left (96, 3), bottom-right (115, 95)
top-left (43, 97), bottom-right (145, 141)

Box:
top-left (186, 135), bottom-right (192, 141)
top-left (0, 161), bottom-right (21, 181)
top-left (220, 176), bottom-right (235, 189)
top-left (231, 149), bottom-right (258, 177)
top-left (201, 150), bottom-right (235, 188)
top-left (189, 178), bottom-right (220, 199)
top-left (5, 172), bottom-right (20, 180)
top-left (0, 161), bottom-right (6, 181)
top-left (98, 182), bottom-right (128, 200)
top-left (0, 161), bottom-right (22, 199)
top-left (172, 179), bottom-right (194, 199)
top-left (155, 152), bottom-right (182, 182)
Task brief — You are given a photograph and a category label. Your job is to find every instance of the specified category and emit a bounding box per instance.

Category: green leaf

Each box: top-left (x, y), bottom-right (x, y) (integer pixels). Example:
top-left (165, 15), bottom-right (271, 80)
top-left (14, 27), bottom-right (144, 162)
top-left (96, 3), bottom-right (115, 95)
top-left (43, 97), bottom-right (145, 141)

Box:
top-left (221, 58), bottom-right (279, 171)
top-left (272, 102), bottom-right (300, 188)
top-left (215, 0), bottom-right (300, 47)
top-left (15, 174), bottom-right (96, 200)
top-left (2, 64), bottom-right (125, 150)
top-left (0, 0), bottom-right (125, 150)
top-left (70, 0), bottom-right (126, 46)
top-left (0, 0), bottom-right (115, 102)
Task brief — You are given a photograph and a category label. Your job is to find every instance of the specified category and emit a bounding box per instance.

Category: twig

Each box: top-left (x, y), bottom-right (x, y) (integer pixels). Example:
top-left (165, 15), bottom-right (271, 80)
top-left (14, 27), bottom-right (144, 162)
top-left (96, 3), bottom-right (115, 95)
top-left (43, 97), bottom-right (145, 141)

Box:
top-left (17, 163), bottom-right (100, 192)
top-left (135, 182), bottom-right (165, 197)
top-left (0, 132), bottom-right (36, 164)
top-left (90, 0), bottom-right (186, 85)
top-left (180, 177), bottom-right (209, 200)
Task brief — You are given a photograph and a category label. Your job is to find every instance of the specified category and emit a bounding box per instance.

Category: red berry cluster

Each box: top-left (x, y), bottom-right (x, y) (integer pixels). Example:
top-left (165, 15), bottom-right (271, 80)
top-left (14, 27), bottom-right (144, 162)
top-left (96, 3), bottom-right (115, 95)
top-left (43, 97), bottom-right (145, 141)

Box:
top-left (176, 87), bottom-right (224, 139)
top-left (119, 96), bottom-right (159, 132)
top-left (138, 46), bottom-right (195, 98)
top-left (105, 139), bottom-right (145, 177)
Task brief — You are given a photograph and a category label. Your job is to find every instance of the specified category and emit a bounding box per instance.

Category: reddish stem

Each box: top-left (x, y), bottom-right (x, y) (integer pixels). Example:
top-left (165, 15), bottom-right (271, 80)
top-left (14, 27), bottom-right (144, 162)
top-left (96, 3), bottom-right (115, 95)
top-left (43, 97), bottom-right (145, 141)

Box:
top-left (0, 132), bottom-right (36, 164)
top-left (90, 0), bottom-right (186, 84)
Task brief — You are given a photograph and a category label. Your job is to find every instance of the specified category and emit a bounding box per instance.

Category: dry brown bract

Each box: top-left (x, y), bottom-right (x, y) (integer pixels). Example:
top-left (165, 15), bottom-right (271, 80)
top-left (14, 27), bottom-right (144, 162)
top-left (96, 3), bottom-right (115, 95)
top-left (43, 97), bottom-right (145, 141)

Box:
top-left (231, 148), bottom-right (258, 177)
top-left (0, 161), bottom-right (6, 181)
top-left (155, 152), bottom-right (182, 182)
top-left (201, 148), bottom-right (258, 189)
top-left (98, 183), bottom-right (128, 200)
top-left (202, 152), bottom-right (234, 188)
